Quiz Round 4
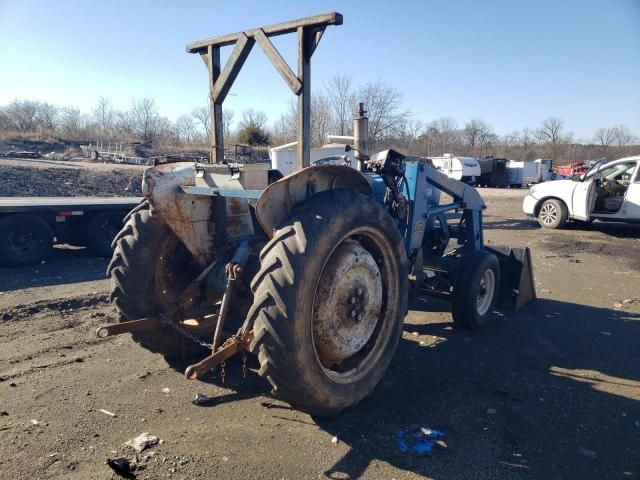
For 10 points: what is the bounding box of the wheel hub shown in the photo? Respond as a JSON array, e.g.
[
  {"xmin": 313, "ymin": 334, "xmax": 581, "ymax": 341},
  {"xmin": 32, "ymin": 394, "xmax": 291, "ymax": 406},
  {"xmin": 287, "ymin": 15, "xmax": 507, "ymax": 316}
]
[
  {"xmin": 476, "ymin": 268, "xmax": 496, "ymax": 315},
  {"xmin": 540, "ymin": 204, "xmax": 557, "ymax": 225},
  {"xmin": 313, "ymin": 240, "xmax": 383, "ymax": 363},
  {"xmin": 9, "ymin": 230, "xmax": 33, "ymax": 251}
]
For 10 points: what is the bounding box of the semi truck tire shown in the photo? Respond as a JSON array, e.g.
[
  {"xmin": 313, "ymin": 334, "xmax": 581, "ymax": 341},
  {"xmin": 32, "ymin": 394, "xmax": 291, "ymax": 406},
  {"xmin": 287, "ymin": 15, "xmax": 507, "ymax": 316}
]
[
  {"xmin": 451, "ymin": 250, "xmax": 500, "ymax": 329},
  {"xmin": 0, "ymin": 214, "xmax": 54, "ymax": 267},
  {"xmin": 86, "ymin": 211, "xmax": 122, "ymax": 257},
  {"xmin": 248, "ymin": 189, "xmax": 409, "ymax": 416}
]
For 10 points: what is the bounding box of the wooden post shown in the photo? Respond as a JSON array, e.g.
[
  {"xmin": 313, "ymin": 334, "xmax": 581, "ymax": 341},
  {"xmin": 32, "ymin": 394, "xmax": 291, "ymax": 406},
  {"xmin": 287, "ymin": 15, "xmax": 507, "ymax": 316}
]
[
  {"xmin": 297, "ymin": 27, "xmax": 311, "ymax": 170},
  {"xmin": 208, "ymin": 45, "xmax": 223, "ymax": 163}
]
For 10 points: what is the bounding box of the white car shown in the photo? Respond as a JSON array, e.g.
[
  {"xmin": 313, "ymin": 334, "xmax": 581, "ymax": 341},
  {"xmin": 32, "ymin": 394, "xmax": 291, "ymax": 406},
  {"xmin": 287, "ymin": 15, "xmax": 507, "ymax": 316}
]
[{"xmin": 523, "ymin": 155, "xmax": 640, "ymax": 228}]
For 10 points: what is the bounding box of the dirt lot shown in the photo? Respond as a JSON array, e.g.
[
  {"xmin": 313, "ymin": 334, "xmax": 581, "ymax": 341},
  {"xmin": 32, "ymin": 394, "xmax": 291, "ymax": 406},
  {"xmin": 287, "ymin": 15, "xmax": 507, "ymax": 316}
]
[
  {"xmin": 1, "ymin": 187, "xmax": 639, "ymax": 480},
  {"xmin": 0, "ymin": 158, "xmax": 144, "ymax": 197}
]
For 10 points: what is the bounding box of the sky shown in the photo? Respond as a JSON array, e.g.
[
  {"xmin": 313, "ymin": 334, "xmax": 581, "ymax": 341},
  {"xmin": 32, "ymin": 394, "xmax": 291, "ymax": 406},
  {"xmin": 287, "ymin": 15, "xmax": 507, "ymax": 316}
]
[{"xmin": 0, "ymin": 0, "xmax": 639, "ymax": 140}]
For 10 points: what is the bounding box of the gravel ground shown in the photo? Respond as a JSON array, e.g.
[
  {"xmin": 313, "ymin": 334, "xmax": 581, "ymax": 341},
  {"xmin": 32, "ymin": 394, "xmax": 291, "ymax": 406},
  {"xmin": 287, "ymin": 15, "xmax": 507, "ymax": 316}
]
[
  {"xmin": 0, "ymin": 187, "xmax": 639, "ymax": 479},
  {"xmin": 0, "ymin": 158, "xmax": 145, "ymax": 197}
]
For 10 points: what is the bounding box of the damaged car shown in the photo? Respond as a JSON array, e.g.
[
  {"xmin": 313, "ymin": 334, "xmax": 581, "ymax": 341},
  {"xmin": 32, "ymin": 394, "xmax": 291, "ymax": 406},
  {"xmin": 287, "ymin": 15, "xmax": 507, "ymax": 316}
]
[{"xmin": 523, "ymin": 155, "xmax": 640, "ymax": 228}]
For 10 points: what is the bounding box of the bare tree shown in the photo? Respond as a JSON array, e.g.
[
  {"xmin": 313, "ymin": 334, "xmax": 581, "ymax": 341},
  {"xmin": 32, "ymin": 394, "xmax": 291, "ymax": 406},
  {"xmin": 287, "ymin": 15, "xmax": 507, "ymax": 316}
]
[
  {"xmin": 517, "ymin": 127, "xmax": 534, "ymax": 160},
  {"xmin": 223, "ymin": 109, "xmax": 235, "ymax": 144},
  {"xmin": 592, "ymin": 127, "xmax": 617, "ymax": 155},
  {"xmin": 175, "ymin": 115, "xmax": 197, "ymax": 144},
  {"xmin": 324, "ymin": 74, "xmax": 356, "ymax": 136},
  {"xmin": 478, "ymin": 126, "xmax": 496, "ymax": 157},
  {"xmin": 93, "ymin": 97, "xmax": 114, "ymax": 138},
  {"xmin": 270, "ymin": 101, "xmax": 297, "ymax": 146},
  {"xmin": 34, "ymin": 102, "xmax": 59, "ymax": 132},
  {"xmin": 238, "ymin": 109, "xmax": 268, "ymax": 131},
  {"xmin": 129, "ymin": 98, "xmax": 159, "ymax": 141},
  {"xmin": 6, "ymin": 100, "xmax": 38, "ymax": 131},
  {"xmin": 612, "ymin": 124, "xmax": 637, "ymax": 152},
  {"xmin": 311, "ymin": 92, "xmax": 333, "ymax": 147},
  {"xmin": 426, "ymin": 117, "xmax": 459, "ymax": 155},
  {"xmin": 192, "ymin": 106, "xmax": 210, "ymax": 138},
  {"xmin": 536, "ymin": 117, "xmax": 565, "ymax": 166},
  {"xmin": 59, "ymin": 107, "xmax": 86, "ymax": 136},
  {"xmin": 389, "ymin": 118, "xmax": 424, "ymax": 155},
  {"xmin": 463, "ymin": 118, "xmax": 491, "ymax": 156},
  {"xmin": 0, "ymin": 107, "xmax": 10, "ymax": 130},
  {"xmin": 358, "ymin": 80, "xmax": 410, "ymax": 147}
]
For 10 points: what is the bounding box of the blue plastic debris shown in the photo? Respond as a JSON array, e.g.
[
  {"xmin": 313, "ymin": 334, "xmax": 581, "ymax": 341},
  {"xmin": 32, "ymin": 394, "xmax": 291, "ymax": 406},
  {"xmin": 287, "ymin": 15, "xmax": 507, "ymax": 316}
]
[{"xmin": 395, "ymin": 426, "xmax": 445, "ymax": 455}]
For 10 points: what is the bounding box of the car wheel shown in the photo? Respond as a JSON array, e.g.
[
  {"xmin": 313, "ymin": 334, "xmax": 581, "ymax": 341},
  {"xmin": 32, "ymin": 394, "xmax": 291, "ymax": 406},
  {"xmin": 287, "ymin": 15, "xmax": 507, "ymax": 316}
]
[{"xmin": 537, "ymin": 199, "xmax": 567, "ymax": 229}]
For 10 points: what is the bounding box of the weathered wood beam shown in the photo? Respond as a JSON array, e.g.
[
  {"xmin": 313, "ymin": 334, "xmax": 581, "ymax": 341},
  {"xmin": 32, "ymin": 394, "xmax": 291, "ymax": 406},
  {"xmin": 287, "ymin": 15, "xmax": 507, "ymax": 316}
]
[
  {"xmin": 199, "ymin": 51, "xmax": 209, "ymax": 68},
  {"xmin": 211, "ymin": 33, "xmax": 254, "ymax": 104},
  {"xmin": 208, "ymin": 45, "xmax": 224, "ymax": 164},
  {"xmin": 309, "ymin": 27, "xmax": 326, "ymax": 57},
  {"xmin": 254, "ymin": 29, "xmax": 302, "ymax": 95},
  {"xmin": 186, "ymin": 12, "xmax": 342, "ymax": 52},
  {"xmin": 296, "ymin": 26, "xmax": 312, "ymax": 170}
]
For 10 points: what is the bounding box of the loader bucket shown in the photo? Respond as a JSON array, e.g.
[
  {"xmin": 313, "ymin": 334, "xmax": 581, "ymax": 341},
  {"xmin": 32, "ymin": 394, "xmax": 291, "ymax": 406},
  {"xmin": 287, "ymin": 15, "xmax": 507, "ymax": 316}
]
[{"xmin": 486, "ymin": 246, "xmax": 536, "ymax": 310}]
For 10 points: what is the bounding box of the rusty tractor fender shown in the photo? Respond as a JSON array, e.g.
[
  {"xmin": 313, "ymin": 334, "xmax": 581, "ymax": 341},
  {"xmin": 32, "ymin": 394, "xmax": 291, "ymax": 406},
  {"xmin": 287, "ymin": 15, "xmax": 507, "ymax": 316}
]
[
  {"xmin": 255, "ymin": 165, "xmax": 372, "ymax": 236},
  {"xmin": 142, "ymin": 162, "xmax": 255, "ymax": 266}
]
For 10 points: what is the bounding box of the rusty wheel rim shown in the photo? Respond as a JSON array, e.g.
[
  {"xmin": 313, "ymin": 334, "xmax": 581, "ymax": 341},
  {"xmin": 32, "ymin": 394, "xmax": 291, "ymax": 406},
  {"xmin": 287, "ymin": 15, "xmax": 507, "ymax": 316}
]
[{"xmin": 311, "ymin": 227, "xmax": 399, "ymax": 382}]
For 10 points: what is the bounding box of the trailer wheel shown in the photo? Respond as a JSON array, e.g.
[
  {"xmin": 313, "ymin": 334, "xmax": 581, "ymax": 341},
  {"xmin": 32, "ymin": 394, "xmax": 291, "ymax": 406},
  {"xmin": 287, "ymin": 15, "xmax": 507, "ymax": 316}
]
[
  {"xmin": 107, "ymin": 201, "xmax": 215, "ymax": 360},
  {"xmin": 248, "ymin": 189, "xmax": 409, "ymax": 416},
  {"xmin": 0, "ymin": 214, "xmax": 54, "ymax": 267},
  {"xmin": 86, "ymin": 212, "xmax": 122, "ymax": 257},
  {"xmin": 537, "ymin": 198, "xmax": 567, "ymax": 229},
  {"xmin": 452, "ymin": 250, "xmax": 500, "ymax": 329}
]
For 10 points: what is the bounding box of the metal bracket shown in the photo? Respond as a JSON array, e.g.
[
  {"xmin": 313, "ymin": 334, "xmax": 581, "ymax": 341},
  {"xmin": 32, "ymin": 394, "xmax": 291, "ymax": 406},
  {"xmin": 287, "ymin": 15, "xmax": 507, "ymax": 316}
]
[
  {"xmin": 96, "ymin": 317, "xmax": 159, "ymax": 338},
  {"xmin": 184, "ymin": 330, "xmax": 254, "ymax": 380}
]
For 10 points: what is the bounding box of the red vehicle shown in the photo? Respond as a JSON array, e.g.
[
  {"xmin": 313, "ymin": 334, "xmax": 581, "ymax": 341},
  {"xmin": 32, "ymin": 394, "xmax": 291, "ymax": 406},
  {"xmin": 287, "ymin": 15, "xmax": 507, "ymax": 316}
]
[{"xmin": 554, "ymin": 161, "xmax": 589, "ymax": 177}]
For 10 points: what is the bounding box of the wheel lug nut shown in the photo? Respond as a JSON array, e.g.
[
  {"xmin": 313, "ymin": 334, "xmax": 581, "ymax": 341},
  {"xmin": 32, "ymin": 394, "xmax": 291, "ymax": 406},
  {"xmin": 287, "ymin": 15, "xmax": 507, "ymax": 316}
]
[
  {"xmin": 350, "ymin": 297, "xmax": 356, "ymax": 304},
  {"xmin": 358, "ymin": 288, "xmax": 362, "ymax": 295},
  {"xmin": 351, "ymin": 310, "xmax": 356, "ymax": 318},
  {"xmin": 357, "ymin": 313, "xmax": 363, "ymax": 321}
]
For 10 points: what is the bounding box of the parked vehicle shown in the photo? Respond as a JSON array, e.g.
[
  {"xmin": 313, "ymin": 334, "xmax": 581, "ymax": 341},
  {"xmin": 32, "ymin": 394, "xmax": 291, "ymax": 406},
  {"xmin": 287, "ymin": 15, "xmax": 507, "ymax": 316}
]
[
  {"xmin": 533, "ymin": 159, "xmax": 555, "ymax": 182},
  {"xmin": 523, "ymin": 156, "xmax": 640, "ymax": 228},
  {"xmin": 477, "ymin": 156, "xmax": 508, "ymax": 187},
  {"xmin": 95, "ymin": 13, "xmax": 536, "ymax": 418},
  {"xmin": 269, "ymin": 141, "xmax": 354, "ymax": 177},
  {"xmin": 0, "ymin": 197, "xmax": 142, "ymax": 266},
  {"xmin": 507, "ymin": 161, "xmax": 538, "ymax": 187},
  {"xmin": 554, "ymin": 161, "xmax": 589, "ymax": 177},
  {"xmin": 430, "ymin": 154, "xmax": 481, "ymax": 185}
]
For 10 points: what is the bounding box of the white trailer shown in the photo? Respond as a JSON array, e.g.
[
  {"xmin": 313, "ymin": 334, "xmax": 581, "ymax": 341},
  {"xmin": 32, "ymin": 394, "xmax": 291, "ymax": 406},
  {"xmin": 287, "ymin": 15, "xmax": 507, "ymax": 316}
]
[
  {"xmin": 269, "ymin": 142, "xmax": 355, "ymax": 177},
  {"xmin": 429, "ymin": 154, "xmax": 481, "ymax": 185},
  {"xmin": 534, "ymin": 159, "xmax": 554, "ymax": 182},
  {"xmin": 507, "ymin": 160, "xmax": 539, "ymax": 187}
]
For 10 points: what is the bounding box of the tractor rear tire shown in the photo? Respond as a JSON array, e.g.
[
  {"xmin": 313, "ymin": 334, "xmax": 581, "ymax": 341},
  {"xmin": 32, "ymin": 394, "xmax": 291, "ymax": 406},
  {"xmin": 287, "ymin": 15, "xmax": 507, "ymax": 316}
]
[
  {"xmin": 107, "ymin": 201, "xmax": 211, "ymax": 360},
  {"xmin": 452, "ymin": 250, "xmax": 500, "ymax": 329},
  {"xmin": 248, "ymin": 189, "xmax": 409, "ymax": 417}
]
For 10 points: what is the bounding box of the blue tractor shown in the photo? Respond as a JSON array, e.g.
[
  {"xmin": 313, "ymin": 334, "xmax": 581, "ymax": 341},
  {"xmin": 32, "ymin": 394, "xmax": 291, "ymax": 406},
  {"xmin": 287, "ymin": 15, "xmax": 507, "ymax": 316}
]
[{"xmin": 99, "ymin": 13, "xmax": 535, "ymax": 416}]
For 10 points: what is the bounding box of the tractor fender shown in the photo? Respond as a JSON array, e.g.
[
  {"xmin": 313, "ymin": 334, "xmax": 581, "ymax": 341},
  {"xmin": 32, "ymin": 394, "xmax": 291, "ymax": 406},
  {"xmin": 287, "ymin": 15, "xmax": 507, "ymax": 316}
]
[{"xmin": 255, "ymin": 165, "xmax": 372, "ymax": 236}]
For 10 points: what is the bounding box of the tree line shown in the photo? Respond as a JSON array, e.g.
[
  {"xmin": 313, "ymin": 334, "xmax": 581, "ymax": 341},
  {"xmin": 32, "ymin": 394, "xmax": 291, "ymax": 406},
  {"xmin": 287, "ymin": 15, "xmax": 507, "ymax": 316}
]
[{"xmin": 1, "ymin": 75, "xmax": 638, "ymax": 165}]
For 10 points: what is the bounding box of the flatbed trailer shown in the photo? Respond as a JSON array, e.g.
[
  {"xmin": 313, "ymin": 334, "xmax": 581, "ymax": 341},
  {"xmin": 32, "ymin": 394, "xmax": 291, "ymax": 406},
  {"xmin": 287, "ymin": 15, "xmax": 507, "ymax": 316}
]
[{"xmin": 0, "ymin": 196, "xmax": 142, "ymax": 266}]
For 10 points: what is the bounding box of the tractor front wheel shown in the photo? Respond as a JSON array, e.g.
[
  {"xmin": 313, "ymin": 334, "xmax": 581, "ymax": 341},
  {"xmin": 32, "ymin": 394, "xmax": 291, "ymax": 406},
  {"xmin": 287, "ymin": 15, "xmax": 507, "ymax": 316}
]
[
  {"xmin": 451, "ymin": 250, "xmax": 500, "ymax": 329},
  {"xmin": 248, "ymin": 189, "xmax": 409, "ymax": 416}
]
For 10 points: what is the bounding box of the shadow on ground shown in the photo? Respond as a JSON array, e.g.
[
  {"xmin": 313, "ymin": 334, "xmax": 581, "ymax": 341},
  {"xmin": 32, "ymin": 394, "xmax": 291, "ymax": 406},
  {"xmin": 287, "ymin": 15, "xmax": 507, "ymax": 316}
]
[
  {"xmin": 315, "ymin": 296, "xmax": 640, "ymax": 479},
  {"xmin": 176, "ymin": 294, "xmax": 640, "ymax": 479},
  {"xmin": 0, "ymin": 246, "xmax": 108, "ymax": 292}
]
